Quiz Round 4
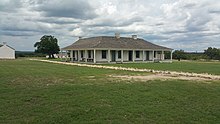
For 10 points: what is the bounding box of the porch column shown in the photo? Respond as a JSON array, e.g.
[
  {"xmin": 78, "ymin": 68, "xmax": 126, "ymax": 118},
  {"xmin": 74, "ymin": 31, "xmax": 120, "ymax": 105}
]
[
  {"xmin": 108, "ymin": 49, "xmax": 111, "ymax": 63},
  {"xmin": 70, "ymin": 50, "xmax": 73, "ymax": 62},
  {"xmin": 85, "ymin": 50, "xmax": 87, "ymax": 62},
  {"xmin": 152, "ymin": 50, "xmax": 155, "ymax": 62},
  {"xmin": 93, "ymin": 49, "xmax": 96, "ymax": 63},
  {"xmin": 78, "ymin": 50, "xmax": 80, "ymax": 62},
  {"xmin": 132, "ymin": 50, "xmax": 135, "ymax": 62},
  {"xmin": 64, "ymin": 50, "xmax": 67, "ymax": 61},
  {"xmin": 170, "ymin": 50, "xmax": 173, "ymax": 62},
  {"xmin": 60, "ymin": 50, "xmax": 63, "ymax": 61},
  {"xmin": 162, "ymin": 51, "xmax": 164, "ymax": 60},
  {"xmin": 121, "ymin": 50, "xmax": 123, "ymax": 63},
  {"xmin": 142, "ymin": 50, "xmax": 145, "ymax": 61}
]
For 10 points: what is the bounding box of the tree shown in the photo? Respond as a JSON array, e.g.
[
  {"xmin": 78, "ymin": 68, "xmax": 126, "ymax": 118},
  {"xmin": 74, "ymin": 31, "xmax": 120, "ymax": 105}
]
[
  {"xmin": 34, "ymin": 35, "xmax": 60, "ymax": 58},
  {"xmin": 172, "ymin": 50, "xmax": 186, "ymax": 61},
  {"xmin": 164, "ymin": 51, "xmax": 171, "ymax": 59},
  {"xmin": 204, "ymin": 47, "xmax": 220, "ymax": 60}
]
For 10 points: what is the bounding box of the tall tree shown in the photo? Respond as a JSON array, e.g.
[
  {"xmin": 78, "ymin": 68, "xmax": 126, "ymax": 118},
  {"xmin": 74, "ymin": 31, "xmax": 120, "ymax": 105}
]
[
  {"xmin": 204, "ymin": 47, "xmax": 220, "ymax": 60},
  {"xmin": 34, "ymin": 35, "xmax": 60, "ymax": 58}
]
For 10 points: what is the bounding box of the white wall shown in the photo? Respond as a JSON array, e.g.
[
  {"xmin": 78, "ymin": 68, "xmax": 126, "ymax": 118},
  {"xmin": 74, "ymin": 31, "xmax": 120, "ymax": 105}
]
[
  {"xmin": 79, "ymin": 50, "xmax": 84, "ymax": 61},
  {"xmin": 115, "ymin": 50, "xmax": 120, "ymax": 61},
  {"xmin": 0, "ymin": 45, "xmax": 15, "ymax": 59},
  {"xmin": 95, "ymin": 50, "xmax": 150, "ymax": 62},
  {"xmin": 134, "ymin": 50, "xmax": 143, "ymax": 61},
  {"xmin": 149, "ymin": 51, "xmax": 153, "ymax": 60},
  {"xmin": 69, "ymin": 49, "xmax": 165, "ymax": 62},
  {"xmin": 123, "ymin": 51, "xmax": 129, "ymax": 61},
  {"xmin": 96, "ymin": 50, "xmax": 130, "ymax": 62},
  {"xmin": 154, "ymin": 51, "xmax": 164, "ymax": 60},
  {"xmin": 95, "ymin": 50, "xmax": 108, "ymax": 62},
  {"xmin": 116, "ymin": 50, "xmax": 130, "ymax": 61}
]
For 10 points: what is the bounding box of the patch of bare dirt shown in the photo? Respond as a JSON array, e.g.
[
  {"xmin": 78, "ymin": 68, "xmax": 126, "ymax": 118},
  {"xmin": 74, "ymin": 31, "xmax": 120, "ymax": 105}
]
[{"xmin": 110, "ymin": 74, "xmax": 215, "ymax": 83}]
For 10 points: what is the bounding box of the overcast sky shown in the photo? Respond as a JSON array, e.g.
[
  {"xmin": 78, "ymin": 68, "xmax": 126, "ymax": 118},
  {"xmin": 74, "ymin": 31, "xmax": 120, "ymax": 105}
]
[{"xmin": 0, "ymin": 0, "xmax": 220, "ymax": 51}]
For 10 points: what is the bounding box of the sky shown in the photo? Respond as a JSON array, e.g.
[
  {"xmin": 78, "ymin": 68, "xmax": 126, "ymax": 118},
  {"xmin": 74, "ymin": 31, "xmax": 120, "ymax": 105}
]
[{"xmin": 0, "ymin": 0, "xmax": 220, "ymax": 52}]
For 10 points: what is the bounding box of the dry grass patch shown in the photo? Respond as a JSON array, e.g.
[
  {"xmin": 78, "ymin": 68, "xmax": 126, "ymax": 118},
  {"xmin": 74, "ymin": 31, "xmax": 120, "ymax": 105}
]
[{"xmin": 110, "ymin": 74, "xmax": 216, "ymax": 83}]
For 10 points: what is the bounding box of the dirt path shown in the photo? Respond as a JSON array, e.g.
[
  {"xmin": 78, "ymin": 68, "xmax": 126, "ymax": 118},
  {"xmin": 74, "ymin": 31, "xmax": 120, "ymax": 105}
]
[{"xmin": 30, "ymin": 59, "xmax": 220, "ymax": 81}]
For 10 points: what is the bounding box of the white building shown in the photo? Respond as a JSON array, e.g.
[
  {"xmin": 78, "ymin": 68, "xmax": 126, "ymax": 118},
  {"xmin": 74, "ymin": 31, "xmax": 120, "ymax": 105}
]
[
  {"xmin": 0, "ymin": 42, "xmax": 15, "ymax": 59},
  {"xmin": 62, "ymin": 34, "xmax": 173, "ymax": 63}
]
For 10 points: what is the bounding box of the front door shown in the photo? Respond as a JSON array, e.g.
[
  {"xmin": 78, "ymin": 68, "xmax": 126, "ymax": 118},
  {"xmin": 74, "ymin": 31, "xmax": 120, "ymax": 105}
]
[
  {"xmin": 111, "ymin": 50, "xmax": 116, "ymax": 62},
  {"xmin": 146, "ymin": 51, "xmax": 149, "ymax": 60},
  {"xmin": 129, "ymin": 51, "xmax": 133, "ymax": 61}
]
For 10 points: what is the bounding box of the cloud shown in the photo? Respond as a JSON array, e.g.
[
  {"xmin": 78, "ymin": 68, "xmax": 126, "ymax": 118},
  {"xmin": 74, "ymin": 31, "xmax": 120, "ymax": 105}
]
[
  {"xmin": 35, "ymin": 17, "xmax": 81, "ymax": 25},
  {"xmin": 0, "ymin": 0, "xmax": 220, "ymax": 51},
  {"xmin": 33, "ymin": 0, "xmax": 97, "ymax": 19},
  {"xmin": 70, "ymin": 28, "xmax": 84, "ymax": 37},
  {"xmin": 0, "ymin": 15, "xmax": 54, "ymax": 37},
  {"xmin": 1, "ymin": 30, "xmax": 39, "ymax": 37},
  {"xmin": 83, "ymin": 16, "xmax": 144, "ymax": 27},
  {"xmin": 0, "ymin": 0, "xmax": 22, "ymax": 12},
  {"xmin": 209, "ymin": 10, "xmax": 220, "ymax": 14}
]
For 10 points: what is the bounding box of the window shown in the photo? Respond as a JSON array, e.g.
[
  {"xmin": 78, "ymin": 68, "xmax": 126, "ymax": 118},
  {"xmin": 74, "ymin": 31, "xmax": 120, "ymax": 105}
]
[
  {"xmin": 118, "ymin": 51, "xmax": 121, "ymax": 59},
  {"xmin": 154, "ymin": 51, "xmax": 156, "ymax": 58},
  {"xmin": 88, "ymin": 50, "xmax": 91, "ymax": 58},
  {"xmin": 136, "ymin": 51, "xmax": 140, "ymax": 58},
  {"xmin": 102, "ymin": 50, "xmax": 107, "ymax": 59},
  {"xmin": 81, "ymin": 51, "xmax": 84, "ymax": 58}
]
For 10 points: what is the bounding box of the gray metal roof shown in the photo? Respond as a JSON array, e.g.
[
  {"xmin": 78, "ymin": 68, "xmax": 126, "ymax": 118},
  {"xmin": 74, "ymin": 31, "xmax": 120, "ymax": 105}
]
[
  {"xmin": 62, "ymin": 36, "xmax": 172, "ymax": 51},
  {"xmin": 0, "ymin": 44, "xmax": 15, "ymax": 50}
]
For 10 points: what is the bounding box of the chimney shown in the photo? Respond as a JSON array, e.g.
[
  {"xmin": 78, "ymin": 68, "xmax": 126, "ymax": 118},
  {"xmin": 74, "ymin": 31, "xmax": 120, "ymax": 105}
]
[
  {"xmin": 132, "ymin": 35, "xmax": 137, "ymax": 40},
  {"xmin": 79, "ymin": 36, "xmax": 82, "ymax": 40},
  {"xmin": 115, "ymin": 33, "xmax": 120, "ymax": 39}
]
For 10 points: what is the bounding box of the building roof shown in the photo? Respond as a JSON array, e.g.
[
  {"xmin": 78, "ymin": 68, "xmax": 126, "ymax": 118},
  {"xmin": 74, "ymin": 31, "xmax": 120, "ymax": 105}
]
[
  {"xmin": 0, "ymin": 44, "xmax": 15, "ymax": 50},
  {"xmin": 62, "ymin": 36, "xmax": 172, "ymax": 51}
]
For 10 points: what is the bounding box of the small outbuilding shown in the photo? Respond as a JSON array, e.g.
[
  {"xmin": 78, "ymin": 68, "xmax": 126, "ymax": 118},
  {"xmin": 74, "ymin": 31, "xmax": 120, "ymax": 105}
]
[{"xmin": 0, "ymin": 42, "xmax": 15, "ymax": 59}]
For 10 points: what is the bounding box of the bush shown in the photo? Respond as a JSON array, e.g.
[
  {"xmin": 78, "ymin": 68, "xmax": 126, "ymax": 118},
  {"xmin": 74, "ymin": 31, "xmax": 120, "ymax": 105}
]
[{"xmin": 15, "ymin": 51, "xmax": 46, "ymax": 58}]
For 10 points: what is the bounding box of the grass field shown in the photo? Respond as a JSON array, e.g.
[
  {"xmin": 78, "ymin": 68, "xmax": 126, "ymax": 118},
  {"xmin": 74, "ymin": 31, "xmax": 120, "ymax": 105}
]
[
  {"xmin": 102, "ymin": 61, "xmax": 220, "ymax": 75},
  {"xmin": 0, "ymin": 59, "xmax": 220, "ymax": 123}
]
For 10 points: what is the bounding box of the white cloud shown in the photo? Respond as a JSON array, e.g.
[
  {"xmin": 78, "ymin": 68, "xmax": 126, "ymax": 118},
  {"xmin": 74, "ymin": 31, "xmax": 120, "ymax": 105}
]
[
  {"xmin": 95, "ymin": 2, "xmax": 117, "ymax": 15},
  {"xmin": 70, "ymin": 28, "xmax": 84, "ymax": 37}
]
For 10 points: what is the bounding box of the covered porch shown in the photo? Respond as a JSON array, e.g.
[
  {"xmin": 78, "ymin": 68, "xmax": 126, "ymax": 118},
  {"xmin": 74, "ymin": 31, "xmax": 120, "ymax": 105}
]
[{"xmin": 61, "ymin": 49, "xmax": 172, "ymax": 63}]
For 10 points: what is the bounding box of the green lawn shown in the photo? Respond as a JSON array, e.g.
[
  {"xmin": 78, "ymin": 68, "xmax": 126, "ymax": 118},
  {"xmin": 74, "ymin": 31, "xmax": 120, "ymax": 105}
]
[
  {"xmin": 102, "ymin": 61, "xmax": 220, "ymax": 75},
  {"xmin": 0, "ymin": 59, "xmax": 220, "ymax": 123}
]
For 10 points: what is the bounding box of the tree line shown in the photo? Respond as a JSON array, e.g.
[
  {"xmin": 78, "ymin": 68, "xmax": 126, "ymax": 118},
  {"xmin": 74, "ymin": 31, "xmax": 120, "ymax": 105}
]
[
  {"xmin": 204, "ymin": 47, "xmax": 220, "ymax": 60},
  {"xmin": 173, "ymin": 47, "xmax": 220, "ymax": 61}
]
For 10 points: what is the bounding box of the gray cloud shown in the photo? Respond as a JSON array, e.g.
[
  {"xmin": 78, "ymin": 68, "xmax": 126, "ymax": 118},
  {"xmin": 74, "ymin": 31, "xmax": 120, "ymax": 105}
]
[
  {"xmin": 0, "ymin": 0, "xmax": 22, "ymax": 12},
  {"xmin": 0, "ymin": 18, "xmax": 54, "ymax": 37},
  {"xmin": 1, "ymin": 30, "xmax": 39, "ymax": 37},
  {"xmin": 183, "ymin": 3, "xmax": 197, "ymax": 8},
  {"xmin": 84, "ymin": 16, "xmax": 144, "ymax": 27},
  {"xmin": 163, "ymin": 30, "xmax": 187, "ymax": 35},
  {"xmin": 209, "ymin": 10, "xmax": 220, "ymax": 14},
  {"xmin": 143, "ymin": 34, "xmax": 169, "ymax": 41},
  {"xmin": 33, "ymin": 0, "xmax": 97, "ymax": 19}
]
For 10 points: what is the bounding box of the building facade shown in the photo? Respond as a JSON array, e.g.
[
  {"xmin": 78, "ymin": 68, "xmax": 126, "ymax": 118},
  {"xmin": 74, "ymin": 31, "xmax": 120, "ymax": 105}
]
[
  {"xmin": 62, "ymin": 34, "xmax": 172, "ymax": 63},
  {"xmin": 0, "ymin": 42, "xmax": 15, "ymax": 59}
]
